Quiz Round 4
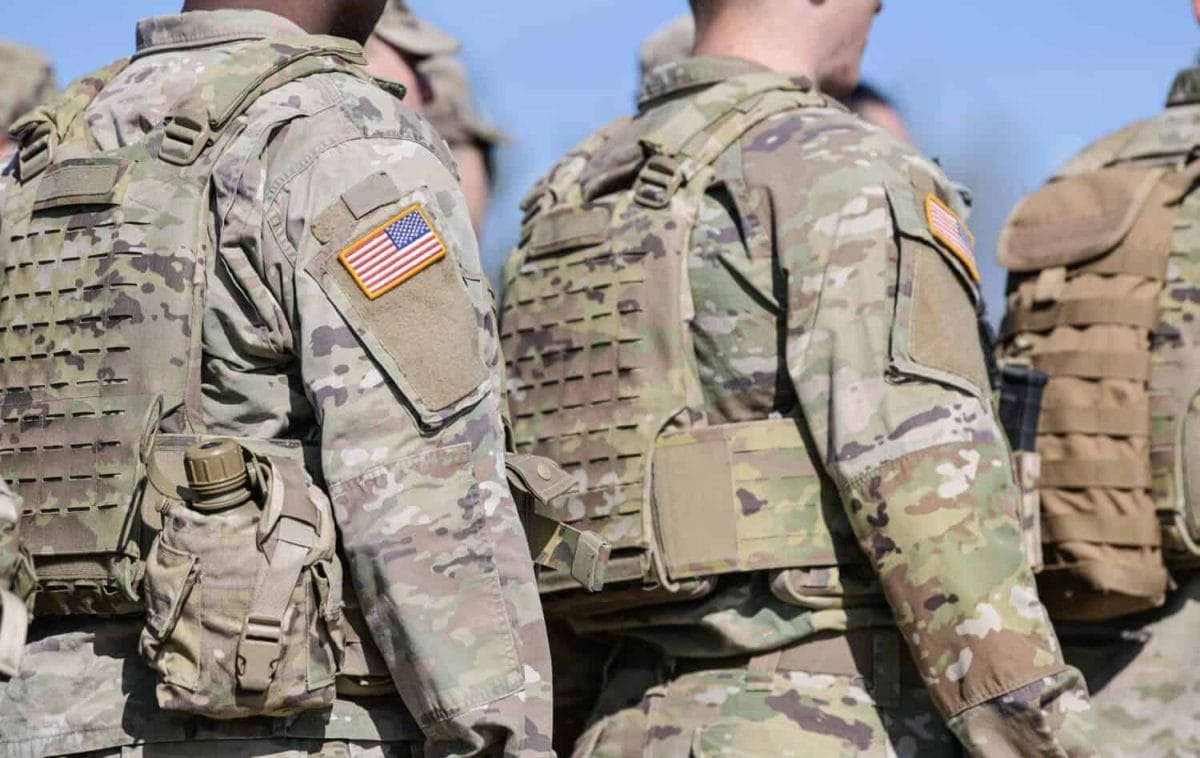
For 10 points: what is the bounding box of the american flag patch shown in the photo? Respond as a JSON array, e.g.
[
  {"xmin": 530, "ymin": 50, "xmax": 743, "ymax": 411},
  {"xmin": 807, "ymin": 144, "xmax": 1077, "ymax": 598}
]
[
  {"xmin": 339, "ymin": 205, "xmax": 447, "ymax": 300},
  {"xmin": 925, "ymin": 194, "xmax": 979, "ymax": 282}
]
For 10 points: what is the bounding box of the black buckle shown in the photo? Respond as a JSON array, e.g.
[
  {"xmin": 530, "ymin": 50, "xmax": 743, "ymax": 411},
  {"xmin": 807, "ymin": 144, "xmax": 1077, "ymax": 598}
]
[{"xmin": 633, "ymin": 154, "xmax": 684, "ymax": 209}]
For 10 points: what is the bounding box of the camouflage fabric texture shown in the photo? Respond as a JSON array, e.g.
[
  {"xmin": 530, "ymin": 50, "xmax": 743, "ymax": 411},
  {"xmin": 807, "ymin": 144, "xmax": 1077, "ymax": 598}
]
[
  {"xmin": 1005, "ymin": 65, "xmax": 1200, "ymax": 758},
  {"xmin": 506, "ymin": 56, "xmax": 1093, "ymax": 756},
  {"xmin": 0, "ymin": 10, "xmax": 550, "ymax": 757}
]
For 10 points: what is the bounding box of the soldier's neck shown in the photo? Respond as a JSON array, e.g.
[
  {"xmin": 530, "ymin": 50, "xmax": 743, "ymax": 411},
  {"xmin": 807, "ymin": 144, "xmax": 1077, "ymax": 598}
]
[
  {"xmin": 181, "ymin": 0, "xmax": 337, "ymax": 37},
  {"xmin": 692, "ymin": 26, "xmax": 819, "ymax": 83}
]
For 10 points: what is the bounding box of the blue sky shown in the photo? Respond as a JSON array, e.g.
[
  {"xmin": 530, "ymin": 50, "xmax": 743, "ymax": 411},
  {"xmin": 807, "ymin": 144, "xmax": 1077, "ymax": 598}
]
[{"xmin": 8, "ymin": 2, "xmax": 1198, "ymax": 321}]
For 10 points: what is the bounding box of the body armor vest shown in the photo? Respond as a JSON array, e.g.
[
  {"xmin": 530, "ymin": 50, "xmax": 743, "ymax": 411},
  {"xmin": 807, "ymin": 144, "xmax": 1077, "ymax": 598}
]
[
  {"xmin": 502, "ymin": 74, "xmax": 867, "ymax": 613},
  {"xmin": 997, "ymin": 88, "xmax": 1200, "ymax": 621},
  {"xmin": 0, "ymin": 37, "xmax": 369, "ymax": 617}
]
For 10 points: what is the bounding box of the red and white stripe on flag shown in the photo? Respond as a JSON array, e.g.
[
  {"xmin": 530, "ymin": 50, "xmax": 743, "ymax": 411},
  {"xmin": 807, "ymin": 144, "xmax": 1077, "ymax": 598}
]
[
  {"xmin": 924, "ymin": 194, "xmax": 980, "ymax": 283},
  {"xmin": 339, "ymin": 204, "xmax": 448, "ymax": 300}
]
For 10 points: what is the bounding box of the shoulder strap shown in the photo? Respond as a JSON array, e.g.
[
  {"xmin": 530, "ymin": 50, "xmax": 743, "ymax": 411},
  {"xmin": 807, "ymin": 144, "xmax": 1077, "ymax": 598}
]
[
  {"xmin": 10, "ymin": 57, "xmax": 130, "ymax": 180},
  {"xmin": 159, "ymin": 35, "xmax": 369, "ymax": 166},
  {"xmin": 633, "ymin": 72, "xmax": 839, "ymax": 208},
  {"xmin": 520, "ymin": 115, "xmax": 633, "ymax": 219}
]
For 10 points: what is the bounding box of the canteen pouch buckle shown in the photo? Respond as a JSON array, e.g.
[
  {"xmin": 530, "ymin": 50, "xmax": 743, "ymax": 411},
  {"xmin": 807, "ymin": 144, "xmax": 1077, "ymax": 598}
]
[{"xmin": 238, "ymin": 613, "xmax": 284, "ymax": 692}]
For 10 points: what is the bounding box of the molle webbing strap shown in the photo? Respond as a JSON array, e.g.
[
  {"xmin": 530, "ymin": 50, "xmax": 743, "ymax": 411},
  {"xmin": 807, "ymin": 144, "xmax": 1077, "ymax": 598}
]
[
  {"xmin": 238, "ymin": 462, "xmax": 318, "ymax": 692},
  {"xmin": 1043, "ymin": 513, "xmax": 1162, "ymax": 547},
  {"xmin": 160, "ymin": 35, "xmax": 367, "ymax": 165},
  {"xmin": 1033, "ymin": 351, "xmax": 1151, "ymax": 382},
  {"xmin": 1038, "ymin": 404, "xmax": 1152, "ymax": 437},
  {"xmin": 1000, "ymin": 299, "xmax": 1160, "ymax": 338},
  {"xmin": 634, "ymin": 74, "xmax": 837, "ymax": 208},
  {"xmin": 11, "ymin": 58, "xmax": 131, "ymax": 179},
  {"xmin": 1040, "ymin": 459, "xmax": 1152, "ymax": 490}
]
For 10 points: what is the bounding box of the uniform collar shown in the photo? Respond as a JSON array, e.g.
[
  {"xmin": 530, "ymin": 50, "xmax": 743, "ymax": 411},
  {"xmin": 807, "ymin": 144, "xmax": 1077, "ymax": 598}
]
[
  {"xmin": 1167, "ymin": 66, "xmax": 1200, "ymax": 107},
  {"xmin": 135, "ymin": 10, "xmax": 307, "ymax": 57},
  {"xmin": 639, "ymin": 56, "xmax": 791, "ymax": 110}
]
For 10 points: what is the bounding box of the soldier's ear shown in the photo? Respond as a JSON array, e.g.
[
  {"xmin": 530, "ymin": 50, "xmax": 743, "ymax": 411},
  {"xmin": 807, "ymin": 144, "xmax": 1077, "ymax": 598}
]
[{"xmin": 1194, "ymin": 0, "xmax": 1200, "ymax": 25}]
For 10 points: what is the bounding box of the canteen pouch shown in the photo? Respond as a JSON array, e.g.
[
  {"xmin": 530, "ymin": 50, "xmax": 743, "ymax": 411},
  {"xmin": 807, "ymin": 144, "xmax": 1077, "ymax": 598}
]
[
  {"xmin": 998, "ymin": 164, "xmax": 1180, "ymax": 620},
  {"xmin": 138, "ymin": 436, "xmax": 343, "ymax": 719}
]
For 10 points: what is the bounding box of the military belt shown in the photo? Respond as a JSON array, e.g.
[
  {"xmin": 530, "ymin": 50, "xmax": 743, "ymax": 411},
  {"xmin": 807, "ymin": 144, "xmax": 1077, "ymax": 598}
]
[{"xmin": 671, "ymin": 629, "xmax": 924, "ymax": 704}]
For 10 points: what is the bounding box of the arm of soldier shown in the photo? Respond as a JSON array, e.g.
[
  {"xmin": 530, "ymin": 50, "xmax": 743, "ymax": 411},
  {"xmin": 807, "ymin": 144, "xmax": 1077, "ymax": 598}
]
[
  {"xmin": 264, "ymin": 135, "xmax": 552, "ymax": 756},
  {"xmin": 776, "ymin": 175, "xmax": 1092, "ymax": 753}
]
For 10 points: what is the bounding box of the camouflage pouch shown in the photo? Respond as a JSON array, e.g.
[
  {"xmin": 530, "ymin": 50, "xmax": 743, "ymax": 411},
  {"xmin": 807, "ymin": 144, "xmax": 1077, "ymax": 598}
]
[{"xmin": 138, "ymin": 436, "xmax": 343, "ymax": 719}]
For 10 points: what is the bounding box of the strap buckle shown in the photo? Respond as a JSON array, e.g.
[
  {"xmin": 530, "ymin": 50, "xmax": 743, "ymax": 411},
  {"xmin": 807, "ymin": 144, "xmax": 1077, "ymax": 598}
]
[
  {"xmin": 17, "ymin": 122, "xmax": 53, "ymax": 181},
  {"xmin": 571, "ymin": 530, "xmax": 610, "ymax": 593},
  {"xmin": 237, "ymin": 613, "xmax": 283, "ymax": 692},
  {"xmin": 159, "ymin": 111, "xmax": 211, "ymax": 166},
  {"xmin": 633, "ymin": 154, "xmax": 684, "ymax": 209}
]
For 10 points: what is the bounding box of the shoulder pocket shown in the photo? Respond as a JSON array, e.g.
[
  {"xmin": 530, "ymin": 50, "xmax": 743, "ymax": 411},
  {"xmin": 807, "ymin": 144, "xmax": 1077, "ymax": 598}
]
[
  {"xmin": 886, "ymin": 183, "xmax": 990, "ymax": 397},
  {"xmin": 306, "ymin": 182, "xmax": 490, "ymax": 429}
]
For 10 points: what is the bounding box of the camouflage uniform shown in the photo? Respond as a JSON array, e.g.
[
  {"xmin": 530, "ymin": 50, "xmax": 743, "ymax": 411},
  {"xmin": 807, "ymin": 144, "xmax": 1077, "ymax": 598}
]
[
  {"xmin": 1017, "ymin": 66, "xmax": 1200, "ymax": 758},
  {"xmin": 504, "ymin": 57, "xmax": 1094, "ymax": 756},
  {"xmin": 0, "ymin": 10, "xmax": 551, "ymax": 757}
]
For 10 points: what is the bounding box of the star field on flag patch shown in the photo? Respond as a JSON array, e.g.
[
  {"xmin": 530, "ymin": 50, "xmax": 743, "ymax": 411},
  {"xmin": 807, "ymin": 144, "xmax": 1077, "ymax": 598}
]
[
  {"xmin": 339, "ymin": 204, "xmax": 447, "ymax": 300},
  {"xmin": 924, "ymin": 193, "xmax": 980, "ymax": 283}
]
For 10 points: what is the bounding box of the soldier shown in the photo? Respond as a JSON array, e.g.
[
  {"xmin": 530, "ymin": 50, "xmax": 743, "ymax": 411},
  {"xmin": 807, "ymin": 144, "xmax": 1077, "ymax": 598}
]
[
  {"xmin": 0, "ymin": 42, "xmax": 57, "ymax": 173},
  {"xmin": 503, "ymin": 0, "xmax": 1094, "ymax": 755},
  {"xmin": 995, "ymin": 2, "xmax": 1200, "ymax": 755},
  {"xmin": 0, "ymin": 1, "xmax": 552, "ymax": 756},
  {"xmin": 367, "ymin": 1, "xmax": 508, "ymax": 234}
]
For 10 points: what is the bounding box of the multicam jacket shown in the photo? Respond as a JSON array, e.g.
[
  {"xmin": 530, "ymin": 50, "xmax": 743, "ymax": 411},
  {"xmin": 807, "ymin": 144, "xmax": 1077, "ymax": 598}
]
[
  {"xmin": 523, "ymin": 56, "xmax": 1094, "ymax": 755},
  {"xmin": 0, "ymin": 10, "xmax": 550, "ymax": 757}
]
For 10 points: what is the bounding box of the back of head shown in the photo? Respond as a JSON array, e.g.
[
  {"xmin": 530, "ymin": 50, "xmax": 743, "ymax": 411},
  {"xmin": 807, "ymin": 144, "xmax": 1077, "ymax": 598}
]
[{"xmin": 0, "ymin": 42, "xmax": 57, "ymax": 133}]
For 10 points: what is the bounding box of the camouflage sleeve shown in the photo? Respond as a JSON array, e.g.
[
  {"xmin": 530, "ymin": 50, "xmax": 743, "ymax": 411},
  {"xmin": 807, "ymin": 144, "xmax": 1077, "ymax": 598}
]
[
  {"xmin": 259, "ymin": 131, "xmax": 551, "ymax": 756},
  {"xmin": 748, "ymin": 119, "xmax": 1094, "ymax": 755}
]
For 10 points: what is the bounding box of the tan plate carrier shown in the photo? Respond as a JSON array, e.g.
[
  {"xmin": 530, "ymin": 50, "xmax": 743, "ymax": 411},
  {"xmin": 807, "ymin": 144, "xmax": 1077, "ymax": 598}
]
[
  {"xmin": 998, "ymin": 121, "xmax": 1200, "ymax": 620},
  {"xmin": 503, "ymin": 74, "xmax": 868, "ymax": 614}
]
